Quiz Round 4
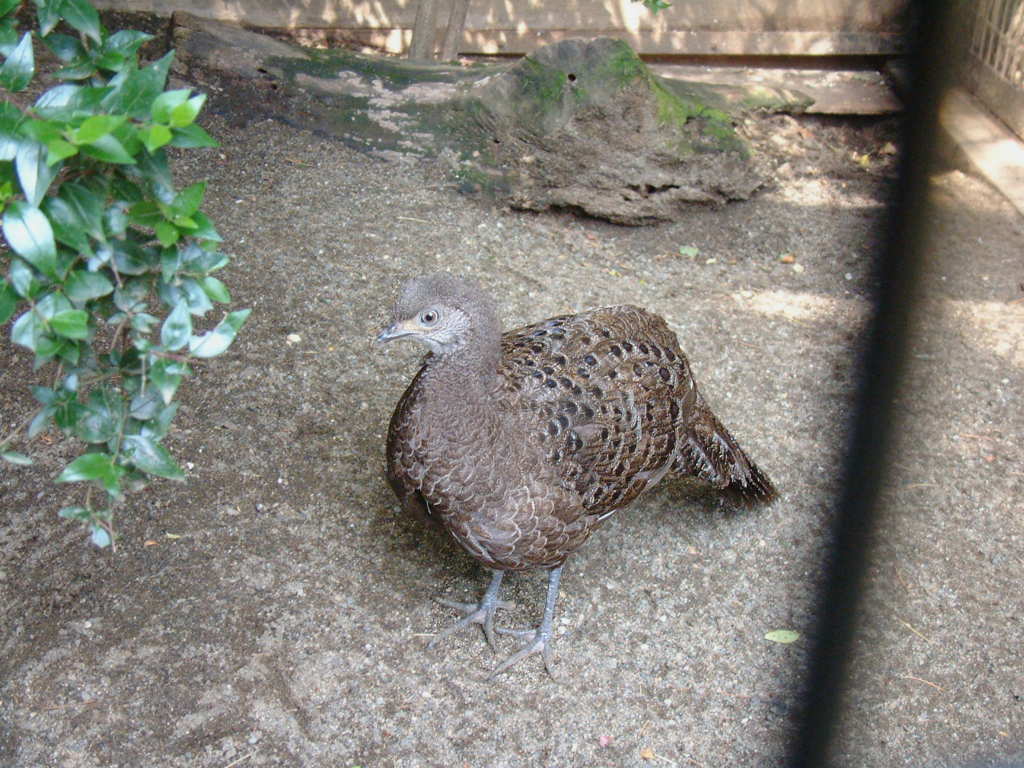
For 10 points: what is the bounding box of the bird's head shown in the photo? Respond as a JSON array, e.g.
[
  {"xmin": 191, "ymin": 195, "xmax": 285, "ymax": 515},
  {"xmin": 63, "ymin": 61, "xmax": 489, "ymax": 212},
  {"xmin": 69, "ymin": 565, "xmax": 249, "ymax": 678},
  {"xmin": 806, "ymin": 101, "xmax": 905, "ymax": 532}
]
[{"xmin": 376, "ymin": 273, "xmax": 501, "ymax": 359}]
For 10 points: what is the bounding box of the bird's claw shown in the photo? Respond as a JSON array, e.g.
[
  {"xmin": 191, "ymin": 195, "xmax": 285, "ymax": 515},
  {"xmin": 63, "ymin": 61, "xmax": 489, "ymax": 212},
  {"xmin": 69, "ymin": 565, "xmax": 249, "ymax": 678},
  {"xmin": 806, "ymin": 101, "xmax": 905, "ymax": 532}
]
[
  {"xmin": 488, "ymin": 626, "xmax": 557, "ymax": 680},
  {"xmin": 427, "ymin": 595, "xmax": 513, "ymax": 651}
]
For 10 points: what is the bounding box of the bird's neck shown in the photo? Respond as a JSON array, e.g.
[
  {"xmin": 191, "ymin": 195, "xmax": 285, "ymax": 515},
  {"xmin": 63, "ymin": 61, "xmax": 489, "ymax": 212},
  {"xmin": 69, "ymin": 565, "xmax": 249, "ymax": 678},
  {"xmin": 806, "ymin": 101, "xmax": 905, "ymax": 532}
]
[{"xmin": 419, "ymin": 335, "xmax": 503, "ymax": 410}]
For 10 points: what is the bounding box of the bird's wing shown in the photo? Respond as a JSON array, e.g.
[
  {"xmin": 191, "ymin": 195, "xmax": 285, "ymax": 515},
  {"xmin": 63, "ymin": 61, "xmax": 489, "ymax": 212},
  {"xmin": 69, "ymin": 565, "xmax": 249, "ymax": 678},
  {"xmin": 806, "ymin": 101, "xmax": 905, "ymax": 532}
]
[{"xmin": 499, "ymin": 306, "xmax": 696, "ymax": 515}]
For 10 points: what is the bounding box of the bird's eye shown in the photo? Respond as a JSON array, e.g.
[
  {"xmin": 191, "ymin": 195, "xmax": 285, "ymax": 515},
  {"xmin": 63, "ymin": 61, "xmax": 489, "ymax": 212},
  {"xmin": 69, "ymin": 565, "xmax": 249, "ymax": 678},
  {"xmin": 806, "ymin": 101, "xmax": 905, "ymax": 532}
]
[{"xmin": 419, "ymin": 310, "xmax": 440, "ymax": 326}]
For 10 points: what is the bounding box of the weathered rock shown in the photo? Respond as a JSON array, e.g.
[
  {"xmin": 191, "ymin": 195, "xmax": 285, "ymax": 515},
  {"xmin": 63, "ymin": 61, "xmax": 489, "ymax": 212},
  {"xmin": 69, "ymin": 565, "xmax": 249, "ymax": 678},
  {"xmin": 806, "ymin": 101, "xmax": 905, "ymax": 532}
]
[
  {"xmin": 459, "ymin": 38, "xmax": 765, "ymax": 224},
  {"xmin": 169, "ymin": 14, "xmax": 810, "ymax": 225}
]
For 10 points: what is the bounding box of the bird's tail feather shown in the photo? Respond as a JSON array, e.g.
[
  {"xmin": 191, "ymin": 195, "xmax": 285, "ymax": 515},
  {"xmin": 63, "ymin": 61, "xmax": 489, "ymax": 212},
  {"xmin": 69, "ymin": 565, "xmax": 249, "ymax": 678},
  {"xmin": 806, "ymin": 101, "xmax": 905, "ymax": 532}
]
[{"xmin": 677, "ymin": 414, "xmax": 777, "ymax": 507}]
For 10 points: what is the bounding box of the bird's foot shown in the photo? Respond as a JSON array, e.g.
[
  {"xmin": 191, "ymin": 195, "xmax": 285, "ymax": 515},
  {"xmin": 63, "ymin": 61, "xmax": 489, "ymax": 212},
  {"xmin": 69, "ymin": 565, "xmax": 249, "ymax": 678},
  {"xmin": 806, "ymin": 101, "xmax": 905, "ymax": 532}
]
[
  {"xmin": 426, "ymin": 570, "xmax": 512, "ymax": 652},
  {"xmin": 491, "ymin": 624, "xmax": 557, "ymax": 680},
  {"xmin": 428, "ymin": 595, "xmax": 514, "ymax": 651}
]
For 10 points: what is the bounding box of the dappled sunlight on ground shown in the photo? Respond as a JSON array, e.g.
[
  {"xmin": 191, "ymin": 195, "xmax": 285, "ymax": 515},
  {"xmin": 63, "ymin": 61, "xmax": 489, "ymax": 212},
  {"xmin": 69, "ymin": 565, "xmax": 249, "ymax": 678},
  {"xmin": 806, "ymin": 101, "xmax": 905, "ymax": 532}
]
[{"xmin": 948, "ymin": 299, "xmax": 1024, "ymax": 370}]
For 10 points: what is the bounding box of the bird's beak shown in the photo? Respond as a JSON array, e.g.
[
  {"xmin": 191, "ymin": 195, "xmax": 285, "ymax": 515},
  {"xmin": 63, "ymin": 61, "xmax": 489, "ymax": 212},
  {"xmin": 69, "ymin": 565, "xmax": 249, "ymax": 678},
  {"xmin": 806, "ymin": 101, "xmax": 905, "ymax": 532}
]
[{"xmin": 375, "ymin": 320, "xmax": 418, "ymax": 345}]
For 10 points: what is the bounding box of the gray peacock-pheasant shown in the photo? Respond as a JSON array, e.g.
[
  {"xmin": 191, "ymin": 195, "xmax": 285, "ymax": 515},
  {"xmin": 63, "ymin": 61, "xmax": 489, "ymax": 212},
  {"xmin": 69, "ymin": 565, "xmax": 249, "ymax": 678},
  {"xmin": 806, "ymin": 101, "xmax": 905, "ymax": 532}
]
[{"xmin": 378, "ymin": 273, "xmax": 776, "ymax": 678}]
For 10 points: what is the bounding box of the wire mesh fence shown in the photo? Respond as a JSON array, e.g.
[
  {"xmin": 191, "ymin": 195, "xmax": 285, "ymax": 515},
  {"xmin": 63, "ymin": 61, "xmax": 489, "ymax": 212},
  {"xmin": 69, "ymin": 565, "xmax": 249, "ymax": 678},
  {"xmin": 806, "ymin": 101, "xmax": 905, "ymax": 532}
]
[{"xmin": 966, "ymin": 0, "xmax": 1024, "ymax": 136}]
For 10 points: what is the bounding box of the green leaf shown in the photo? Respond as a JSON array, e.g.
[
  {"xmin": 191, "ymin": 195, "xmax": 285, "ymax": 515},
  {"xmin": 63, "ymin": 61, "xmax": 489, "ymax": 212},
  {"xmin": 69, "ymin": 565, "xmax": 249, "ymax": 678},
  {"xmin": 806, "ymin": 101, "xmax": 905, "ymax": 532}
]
[
  {"xmin": 33, "ymin": 384, "xmax": 58, "ymax": 404},
  {"xmin": 93, "ymin": 49, "xmax": 125, "ymax": 72},
  {"xmin": 149, "ymin": 357, "xmax": 184, "ymax": 404},
  {"xmin": 103, "ymin": 30, "xmax": 152, "ymax": 59},
  {"xmin": 28, "ymin": 404, "xmax": 56, "ymax": 437},
  {"xmin": 56, "ymin": 341, "xmax": 80, "ymax": 367},
  {"xmin": 46, "ymin": 138, "xmax": 78, "ymax": 164},
  {"xmin": 0, "ymin": 26, "xmax": 17, "ymax": 59},
  {"xmin": 50, "ymin": 309, "xmax": 89, "ymax": 339},
  {"xmin": 65, "ymin": 269, "xmax": 113, "ymax": 301},
  {"xmin": 56, "ymin": 452, "xmax": 122, "ymax": 491},
  {"xmin": 0, "ymin": 0, "xmax": 21, "ymax": 19},
  {"xmin": 110, "ymin": 121, "xmax": 142, "ymax": 157},
  {"xmin": 43, "ymin": 199, "xmax": 93, "ymax": 256},
  {"xmin": 140, "ymin": 399, "xmax": 178, "ymax": 440},
  {"xmin": 169, "ymin": 94, "xmax": 205, "ymax": 128},
  {"xmin": 73, "ymin": 114, "xmax": 126, "ymax": 145},
  {"xmin": 73, "ymin": 388, "xmax": 123, "ymax": 443},
  {"xmin": 90, "ymin": 525, "xmax": 111, "ymax": 547},
  {"xmin": 150, "ymin": 88, "xmax": 191, "ymax": 123},
  {"xmin": 129, "ymin": 311, "xmax": 157, "ymax": 334},
  {"xmin": 79, "ymin": 133, "xmax": 134, "ymax": 164},
  {"xmin": 200, "ymin": 275, "xmax": 230, "ymax": 303},
  {"xmin": 43, "ymin": 33, "xmax": 85, "ymax": 63},
  {"xmin": 0, "ymin": 33, "xmax": 34, "ymax": 92},
  {"xmin": 36, "ymin": 3, "xmax": 60, "ymax": 37},
  {"xmin": 102, "ymin": 51, "xmax": 173, "ymax": 119},
  {"xmin": 190, "ymin": 212, "xmax": 221, "ymax": 243},
  {"xmin": 127, "ymin": 200, "xmax": 161, "ymax": 228},
  {"xmin": 11, "ymin": 307, "xmax": 46, "ymax": 351},
  {"xmin": 169, "ymin": 122, "xmax": 218, "ymax": 149},
  {"xmin": 15, "ymin": 141, "xmax": 59, "ymax": 206},
  {"xmin": 189, "ymin": 308, "xmax": 250, "ymax": 358},
  {"xmin": 111, "ymin": 238, "xmax": 157, "ymax": 275},
  {"xmin": 140, "ymin": 122, "xmax": 172, "ymax": 153},
  {"xmin": 34, "ymin": 332, "xmax": 66, "ymax": 361},
  {"xmin": 132, "ymin": 148, "xmax": 175, "ymax": 203},
  {"xmin": 764, "ymin": 629, "xmax": 800, "ymax": 644},
  {"xmin": 110, "ymin": 175, "xmax": 143, "ymax": 205},
  {"xmin": 60, "ymin": 0, "xmax": 103, "ymax": 45},
  {"xmin": 52, "ymin": 181, "xmax": 105, "ymax": 242},
  {"xmin": 0, "ymin": 278, "xmax": 16, "ymax": 322},
  {"xmin": 123, "ymin": 434, "xmax": 184, "ymax": 479},
  {"xmin": 0, "ymin": 135, "xmax": 21, "ymax": 167},
  {"xmin": 1, "ymin": 450, "xmax": 33, "ymax": 466},
  {"xmin": 154, "ymin": 219, "xmax": 178, "ymax": 247},
  {"xmin": 128, "ymin": 388, "xmax": 163, "ymax": 420},
  {"xmin": 160, "ymin": 299, "xmax": 191, "ymax": 350},
  {"xmin": 173, "ymin": 181, "xmax": 205, "ymax": 217},
  {"xmin": 54, "ymin": 60, "xmax": 97, "ymax": 81},
  {"xmin": 104, "ymin": 203, "xmax": 128, "ymax": 238},
  {"xmin": 3, "ymin": 201, "xmax": 57, "ymax": 278},
  {"xmin": 18, "ymin": 119, "xmax": 61, "ymax": 148},
  {"xmin": 8, "ymin": 257, "xmax": 40, "ymax": 298},
  {"xmin": 35, "ymin": 291, "xmax": 72, "ymax": 320},
  {"xmin": 679, "ymin": 245, "xmax": 700, "ymax": 257},
  {"xmin": 0, "ymin": 129, "xmax": 23, "ymax": 161},
  {"xmin": 181, "ymin": 277, "xmax": 212, "ymax": 314},
  {"xmin": 58, "ymin": 505, "xmax": 90, "ymax": 520},
  {"xmin": 33, "ymin": 83, "xmax": 111, "ymax": 120}
]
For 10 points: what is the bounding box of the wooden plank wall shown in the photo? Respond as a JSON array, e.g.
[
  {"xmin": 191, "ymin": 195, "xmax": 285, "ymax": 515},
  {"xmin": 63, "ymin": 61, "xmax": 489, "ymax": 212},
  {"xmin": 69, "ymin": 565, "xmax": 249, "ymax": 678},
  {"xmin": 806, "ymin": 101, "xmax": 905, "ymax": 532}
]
[{"xmin": 96, "ymin": 0, "xmax": 909, "ymax": 56}]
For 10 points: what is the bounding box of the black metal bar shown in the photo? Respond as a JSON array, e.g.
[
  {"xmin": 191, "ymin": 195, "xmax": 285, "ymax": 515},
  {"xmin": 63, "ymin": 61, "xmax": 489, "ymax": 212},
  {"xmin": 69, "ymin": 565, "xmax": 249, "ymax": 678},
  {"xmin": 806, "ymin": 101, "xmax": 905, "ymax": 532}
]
[{"xmin": 786, "ymin": 2, "xmax": 962, "ymax": 765}]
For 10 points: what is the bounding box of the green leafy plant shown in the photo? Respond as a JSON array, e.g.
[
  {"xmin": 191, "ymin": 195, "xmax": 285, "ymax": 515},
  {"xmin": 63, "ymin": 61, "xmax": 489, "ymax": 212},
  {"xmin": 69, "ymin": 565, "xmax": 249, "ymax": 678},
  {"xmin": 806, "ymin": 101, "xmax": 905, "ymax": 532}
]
[{"xmin": 0, "ymin": 0, "xmax": 248, "ymax": 548}]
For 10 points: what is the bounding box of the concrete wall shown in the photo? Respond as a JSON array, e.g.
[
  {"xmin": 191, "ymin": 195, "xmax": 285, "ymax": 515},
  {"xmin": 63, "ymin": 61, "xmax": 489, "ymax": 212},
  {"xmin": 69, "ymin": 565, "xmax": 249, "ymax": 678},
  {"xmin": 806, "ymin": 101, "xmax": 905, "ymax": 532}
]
[{"xmin": 97, "ymin": 0, "xmax": 909, "ymax": 56}]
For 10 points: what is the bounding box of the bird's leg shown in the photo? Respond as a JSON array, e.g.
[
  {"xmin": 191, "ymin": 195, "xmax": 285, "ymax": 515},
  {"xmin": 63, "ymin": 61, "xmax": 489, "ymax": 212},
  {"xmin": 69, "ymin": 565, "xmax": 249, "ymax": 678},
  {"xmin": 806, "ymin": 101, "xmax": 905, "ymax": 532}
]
[
  {"xmin": 428, "ymin": 569, "xmax": 513, "ymax": 652},
  {"xmin": 490, "ymin": 565, "xmax": 563, "ymax": 680}
]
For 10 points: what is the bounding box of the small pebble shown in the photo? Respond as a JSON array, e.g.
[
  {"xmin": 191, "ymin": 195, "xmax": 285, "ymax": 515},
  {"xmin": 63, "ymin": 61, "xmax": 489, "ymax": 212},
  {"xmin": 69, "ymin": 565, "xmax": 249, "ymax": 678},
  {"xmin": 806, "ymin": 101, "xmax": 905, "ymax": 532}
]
[{"xmin": 286, "ymin": 333, "xmax": 301, "ymax": 344}]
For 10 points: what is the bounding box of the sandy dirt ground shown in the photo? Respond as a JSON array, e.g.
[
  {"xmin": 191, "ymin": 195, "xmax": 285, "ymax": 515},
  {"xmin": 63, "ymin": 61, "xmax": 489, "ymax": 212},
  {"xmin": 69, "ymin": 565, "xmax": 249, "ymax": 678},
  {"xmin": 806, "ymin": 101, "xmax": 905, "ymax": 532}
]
[{"xmin": 1, "ymin": 50, "xmax": 1023, "ymax": 768}]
